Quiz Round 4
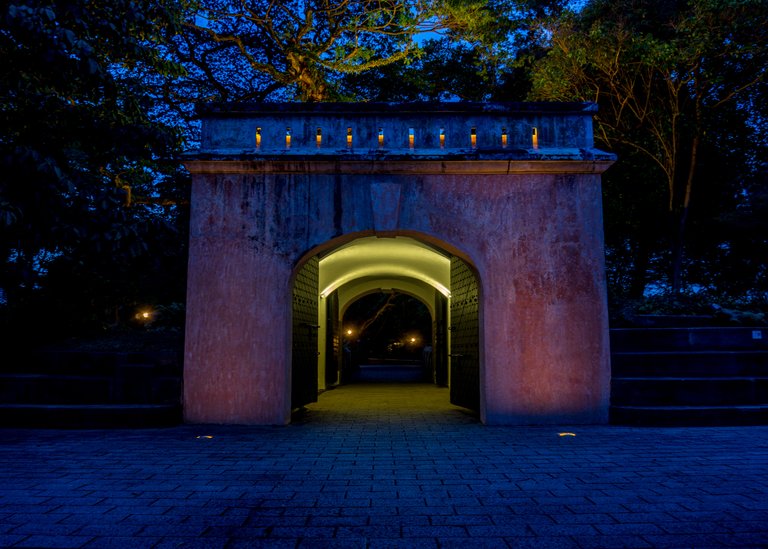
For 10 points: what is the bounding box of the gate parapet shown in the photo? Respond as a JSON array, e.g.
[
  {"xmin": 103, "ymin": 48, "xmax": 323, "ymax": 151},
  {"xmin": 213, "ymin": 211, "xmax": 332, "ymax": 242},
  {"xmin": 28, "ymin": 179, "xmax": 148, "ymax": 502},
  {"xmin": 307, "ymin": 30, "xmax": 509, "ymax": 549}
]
[{"xmin": 196, "ymin": 102, "xmax": 615, "ymax": 163}]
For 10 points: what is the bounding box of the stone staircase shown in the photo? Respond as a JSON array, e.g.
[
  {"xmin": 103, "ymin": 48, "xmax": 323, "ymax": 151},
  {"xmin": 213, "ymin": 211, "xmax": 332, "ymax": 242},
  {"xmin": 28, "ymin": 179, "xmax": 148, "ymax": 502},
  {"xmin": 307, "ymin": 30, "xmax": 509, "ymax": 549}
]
[
  {"xmin": 610, "ymin": 327, "xmax": 768, "ymax": 425},
  {"xmin": 0, "ymin": 350, "xmax": 182, "ymax": 428}
]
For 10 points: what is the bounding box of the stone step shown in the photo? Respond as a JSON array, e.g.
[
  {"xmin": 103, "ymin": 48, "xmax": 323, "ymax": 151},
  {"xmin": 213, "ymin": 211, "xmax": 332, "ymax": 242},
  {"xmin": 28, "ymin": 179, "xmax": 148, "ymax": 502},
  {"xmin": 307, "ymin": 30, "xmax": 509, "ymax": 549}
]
[
  {"xmin": 610, "ymin": 327, "xmax": 767, "ymax": 352},
  {"xmin": 611, "ymin": 377, "xmax": 768, "ymax": 407},
  {"xmin": 0, "ymin": 403, "xmax": 182, "ymax": 428},
  {"xmin": 0, "ymin": 351, "xmax": 181, "ymax": 376},
  {"xmin": 0, "ymin": 373, "xmax": 181, "ymax": 405},
  {"xmin": 610, "ymin": 404, "xmax": 768, "ymax": 426},
  {"xmin": 611, "ymin": 350, "xmax": 768, "ymax": 377}
]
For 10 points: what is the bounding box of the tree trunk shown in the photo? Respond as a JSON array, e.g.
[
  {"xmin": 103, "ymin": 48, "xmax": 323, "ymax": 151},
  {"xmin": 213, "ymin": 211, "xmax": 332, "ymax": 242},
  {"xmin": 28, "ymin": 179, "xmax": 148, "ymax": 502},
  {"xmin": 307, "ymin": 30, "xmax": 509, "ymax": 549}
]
[
  {"xmin": 670, "ymin": 131, "xmax": 700, "ymax": 293},
  {"xmin": 629, "ymin": 236, "xmax": 651, "ymax": 299},
  {"xmin": 287, "ymin": 52, "xmax": 329, "ymax": 101}
]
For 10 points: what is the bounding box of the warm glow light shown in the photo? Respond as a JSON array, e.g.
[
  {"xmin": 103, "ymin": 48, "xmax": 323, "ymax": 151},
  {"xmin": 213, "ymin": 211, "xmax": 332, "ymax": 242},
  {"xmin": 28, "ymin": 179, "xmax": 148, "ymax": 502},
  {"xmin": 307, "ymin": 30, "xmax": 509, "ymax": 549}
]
[
  {"xmin": 196, "ymin": 435, "xmax": 214, "ymax": 439},
  {"xmin": 470, "ymin": 127, "xmax": 477, "ymax": 148},
  {"xmin": 136, "ymin": 309, "xmax": 153, "ymax": 322},
  {"xmin": 408, "ymin": 128, "xmax": 414, "ymax": 149},
  {"xmin": 501, "ymin": 127, "xmax": 508, "ymax": 147},
  {"xmin": 558, "ymin": 432, "xmax": 576, "ymax": 437},
  {"xmin": 317, "ymin": 236, "xmax": 453, "ymax": 299},
  {"xmin": 255, "ymin": 127, "xmax": 261, "ymax": 148},
  {"xmin": 410, "ymin": 337, "xmax": 416, "ymax": 343},
  {"xmin": 532, "ymin": 127, "xmax": 538, "ymax": 149},
  {"xmin": 316, "ymin": 127, "xmax": 322, "ymax": 147},
  {"xmin": 347, "ymin": 127, "xmax": 353, "ymax": 147},
  {"xmin": 285, "ymin": 127, "xmax": 291, "ymax": 148},
  {"xmin": 439, "ymin": 128, "xmax": 445, "ymax": 148},
  {"xmin": 321, "ymin": 273, "xmax": 450, "ymax": 299},
  {"xmin": 378, "ymin": 128, "xmax": 384, "ymax": 148},
  {"xmin": 346, "ymin": 329, "xmax": 353, "ymax": 336}
]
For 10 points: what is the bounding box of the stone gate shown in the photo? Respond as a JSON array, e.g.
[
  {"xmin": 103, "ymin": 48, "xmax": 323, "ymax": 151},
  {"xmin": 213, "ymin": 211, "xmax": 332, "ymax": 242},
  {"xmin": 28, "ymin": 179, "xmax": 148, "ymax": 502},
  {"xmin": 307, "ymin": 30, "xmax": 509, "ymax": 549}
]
[{"xmin": 183, "ymin": 102, "xmax": 615, "ymax": 425}]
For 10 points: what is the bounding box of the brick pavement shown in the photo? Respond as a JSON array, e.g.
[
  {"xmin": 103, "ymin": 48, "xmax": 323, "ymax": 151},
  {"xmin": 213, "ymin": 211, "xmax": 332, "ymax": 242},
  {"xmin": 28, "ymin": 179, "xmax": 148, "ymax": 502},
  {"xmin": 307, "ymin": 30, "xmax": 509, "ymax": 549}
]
[{"xmin": 1, "ymin": 380, "xmax": 768, "ymax": 548}]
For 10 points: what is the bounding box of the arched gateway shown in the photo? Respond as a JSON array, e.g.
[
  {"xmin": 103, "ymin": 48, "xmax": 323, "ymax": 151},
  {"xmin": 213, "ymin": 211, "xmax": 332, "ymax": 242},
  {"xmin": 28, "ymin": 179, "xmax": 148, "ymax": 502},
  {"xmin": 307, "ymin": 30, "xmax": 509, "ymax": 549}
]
[{"xmin": 182, "ymin": 102, "xmax": 615, "ymax": 425}]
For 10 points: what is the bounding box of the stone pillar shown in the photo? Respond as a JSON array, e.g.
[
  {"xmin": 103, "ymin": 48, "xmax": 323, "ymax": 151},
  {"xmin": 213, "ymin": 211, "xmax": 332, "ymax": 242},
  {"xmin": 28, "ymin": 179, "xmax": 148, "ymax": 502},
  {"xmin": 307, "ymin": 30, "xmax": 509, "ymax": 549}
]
[
  {"xmin": 183, "ymin": 175, "xmax": 292, "ymax": 424},
  {"xmin": 477, "ymin": 174, "xmax": 611, "ymax": 424}
]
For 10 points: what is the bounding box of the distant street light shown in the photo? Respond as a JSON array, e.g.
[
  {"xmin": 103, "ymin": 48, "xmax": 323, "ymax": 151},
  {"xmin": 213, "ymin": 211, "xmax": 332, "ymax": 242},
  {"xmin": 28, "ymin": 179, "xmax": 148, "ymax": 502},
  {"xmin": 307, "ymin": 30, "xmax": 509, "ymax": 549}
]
[{"xmin": 136, "ymin": 308, "xmax": 155, "ymax": 324}]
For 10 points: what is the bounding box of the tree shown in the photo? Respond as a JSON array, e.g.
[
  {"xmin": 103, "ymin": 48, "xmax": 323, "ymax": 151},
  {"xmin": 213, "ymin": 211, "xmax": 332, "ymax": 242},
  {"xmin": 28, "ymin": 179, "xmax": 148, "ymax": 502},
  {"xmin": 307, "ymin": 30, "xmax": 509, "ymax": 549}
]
[
  {"xmin": 336, "ymin": 0, "xmax": 565, "ymax": 102},
  {"xmin": 0, "ymin": 1, "xmax": 190, "ymax": 340},
  {"xmin": 170, "ymin": 0, "xmax": 567, "ymax": 104},
  {"xmin": 171, "ymin": 0, "xmax": 447, "ymax": 102},
  {"xmin": 529, "ymin": 0, "xmax": 768, "ymax": 294}
]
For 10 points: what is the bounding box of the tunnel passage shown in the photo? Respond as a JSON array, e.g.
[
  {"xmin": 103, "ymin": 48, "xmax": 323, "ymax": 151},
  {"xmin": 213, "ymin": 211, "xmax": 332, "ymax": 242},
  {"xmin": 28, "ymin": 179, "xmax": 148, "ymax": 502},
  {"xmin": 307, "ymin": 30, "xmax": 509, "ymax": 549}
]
[{"xmin": 290, "ymin": 236, "xmax": 480, "ymax": 417}]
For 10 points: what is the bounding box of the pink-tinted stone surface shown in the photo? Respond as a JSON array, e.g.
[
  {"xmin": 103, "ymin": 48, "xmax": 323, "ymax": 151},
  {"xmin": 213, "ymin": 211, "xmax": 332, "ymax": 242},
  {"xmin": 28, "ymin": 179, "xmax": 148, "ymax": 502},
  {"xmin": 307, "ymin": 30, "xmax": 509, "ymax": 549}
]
[
  {"xmin": 184, "ymin": 168, "xmax": 610, "ymax": 425},
  {"xmin": 184, "ymin": 102, "xmax": 613, "ymax": 425}
]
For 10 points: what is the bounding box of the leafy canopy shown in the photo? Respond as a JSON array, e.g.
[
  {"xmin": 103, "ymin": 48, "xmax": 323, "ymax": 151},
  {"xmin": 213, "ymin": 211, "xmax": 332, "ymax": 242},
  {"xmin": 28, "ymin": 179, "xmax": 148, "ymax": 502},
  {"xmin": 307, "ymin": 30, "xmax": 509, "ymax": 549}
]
[{"xmin": 0, "ymin": 0, "xmax": 190, "ymax": 338}]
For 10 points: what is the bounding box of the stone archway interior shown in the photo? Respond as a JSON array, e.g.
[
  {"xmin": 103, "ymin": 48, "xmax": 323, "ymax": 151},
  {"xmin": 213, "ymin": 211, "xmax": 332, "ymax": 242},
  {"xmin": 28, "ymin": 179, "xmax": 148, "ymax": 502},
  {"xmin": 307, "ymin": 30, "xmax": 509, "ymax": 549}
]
[{"xmin": 292, "ymin": 236, "xmax": 476, "ymax": 411}]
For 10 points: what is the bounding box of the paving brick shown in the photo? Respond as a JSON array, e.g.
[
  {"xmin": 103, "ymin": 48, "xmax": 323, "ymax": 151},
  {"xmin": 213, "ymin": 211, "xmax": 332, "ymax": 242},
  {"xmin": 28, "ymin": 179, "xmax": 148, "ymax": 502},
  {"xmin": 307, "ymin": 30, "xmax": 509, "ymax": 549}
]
[
  {"xmin": 594, "ymin": 522, "xmax": 665, "ymax": 535},
  {"xmin": 402, "ymin": 525, "xmax": 467, "ymax": 537},
  {"xmin": 228, "ymin": 540, "xmax": 296, "ymax": 548},
  {"xmin": 648, "ymin": 534, "xmax": 728, "ymax": 548},
  {"xmin": 0, "ymin": 384, "xmax": 767, "ymax": 548},
  {"xmin": 83, "ymin": 536, "xmax": 159, "ymax": 548},
  {"xmin": 270, "ymin": 526, "xmax": 336, "ymax": 538},
  {"xmin": 153, "ymin": 537, "xmax": 228, "ymax": 548},
  {"xmin": 575, "ymin": 535, "xmax": 654, "ymax": 548},
  {"xmin": 466, "ymin": 524, "xmax": 530, "ymax": 537},
  {"xmin": 368, "ymin": 538, "xmax": 438, "ymax": 549},
  {"xmin": 438, "ymin": 538, "xmax": 510, "ymax": 548},
  {"xmin": 429, "ymin": 514, "xmax": 493, "ymax": 526},
  {"xmin": 501, "ymin": 536, "xmax": 578, "ymax": 548},
  {"xmin": 73, "ymin": 524, "xmax": 143, "ymax": 537},
  {"xmin": 0, "ymin": 535, "xmax": 27, "ymax": 547},
  {"xmin": 137, "ymin": 524, "xmax": 209, "ymax": 537},
  {"xmin": 13, "ymin": 534, "xmax": 94, "ymax": 548},
  {"xmin": 9, "ymin": 521, "xmax": 82, "ymax": 536},
  {"xmin": 528, "ymin": 523, "xmax": 599, "ymax": 536},
  {"xmin": 710, "ymin": 532, "xmax": 768, "ymax": 546},
  {"xmin": 297, "ymin": 540, "xmax": 366, "ymax": 549},
  {"xmin": 549, "ymin": 513, "xmax": 616, "ymax": 525}
]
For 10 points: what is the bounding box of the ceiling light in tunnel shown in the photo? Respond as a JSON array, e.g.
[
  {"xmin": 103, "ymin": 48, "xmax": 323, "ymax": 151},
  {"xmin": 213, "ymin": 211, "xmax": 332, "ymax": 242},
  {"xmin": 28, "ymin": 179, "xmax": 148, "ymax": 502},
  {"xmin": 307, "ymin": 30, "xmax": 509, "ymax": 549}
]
[
  {"xmin": 316, "ymin": 236, "xmax": 453, "ymax": 299},
  {"xmin": 320, "ymin": 276, "xmax": 451, "ymax": 299}
]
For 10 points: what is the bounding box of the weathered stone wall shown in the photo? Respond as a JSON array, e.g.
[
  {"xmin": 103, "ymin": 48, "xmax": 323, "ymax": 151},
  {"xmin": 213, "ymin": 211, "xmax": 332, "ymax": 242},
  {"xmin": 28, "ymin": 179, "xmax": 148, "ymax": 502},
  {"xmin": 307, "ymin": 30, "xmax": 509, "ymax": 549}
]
[{"xmin": 184, "ymin": 102, "xmax": 614, "ymax": 425}]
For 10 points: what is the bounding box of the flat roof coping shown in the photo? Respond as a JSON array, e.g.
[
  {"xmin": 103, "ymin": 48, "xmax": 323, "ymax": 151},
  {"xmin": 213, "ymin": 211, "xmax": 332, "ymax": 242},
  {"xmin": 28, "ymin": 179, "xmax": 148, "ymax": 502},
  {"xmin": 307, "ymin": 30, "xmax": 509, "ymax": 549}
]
[{"xmin": 196, "ymin": 101, "xmax": 598, "ymax": 117}]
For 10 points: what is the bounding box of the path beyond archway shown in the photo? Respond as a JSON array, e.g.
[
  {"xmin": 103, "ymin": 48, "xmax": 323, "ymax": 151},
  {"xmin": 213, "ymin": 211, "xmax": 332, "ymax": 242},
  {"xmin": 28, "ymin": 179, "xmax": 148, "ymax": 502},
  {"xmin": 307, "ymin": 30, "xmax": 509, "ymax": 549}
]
[
  {"xmin": 292, "ymin": 234, "xmax": 478, "ymax": 418},
  {"xmin": 295, "ymin": 383, "xmax": 477, "ymax": 426}
]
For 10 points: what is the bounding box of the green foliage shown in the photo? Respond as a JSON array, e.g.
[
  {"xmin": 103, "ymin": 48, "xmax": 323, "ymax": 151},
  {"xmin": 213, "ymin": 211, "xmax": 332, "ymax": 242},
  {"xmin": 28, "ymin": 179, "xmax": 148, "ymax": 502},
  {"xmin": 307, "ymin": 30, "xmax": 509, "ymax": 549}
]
[
  {"xmin": 338, "ymin": 0, "xmax": 565, "ymax": 101},
  {"xmin": 2, "ymin": 0, "xmax": 766, "ymax": 345},
  {"xmin": 610, "ymin": 290, "xmax": 768, "ymax": 327},
  {"xmin": 173, "ymin": 0, "xmax": 443, "ymax": 102},
  {"xmin": 0, "ymin": 1, "xmax": 191, "ymax": 344},
  {"xmin": 530, "ymin": 0, "xmax": 768, "ymax": 299}
]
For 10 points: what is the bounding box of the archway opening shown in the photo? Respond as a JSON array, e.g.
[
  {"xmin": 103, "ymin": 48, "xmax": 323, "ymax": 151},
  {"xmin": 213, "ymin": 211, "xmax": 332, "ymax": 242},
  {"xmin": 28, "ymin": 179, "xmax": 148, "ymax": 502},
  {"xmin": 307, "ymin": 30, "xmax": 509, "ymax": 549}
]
[
  {"xmin": 291, "ymin": 234, "xmax": 480, "ymax": 421},
  {"xmin": 342, "ymin": 291, "xmax": 433, "ymax": 384}
]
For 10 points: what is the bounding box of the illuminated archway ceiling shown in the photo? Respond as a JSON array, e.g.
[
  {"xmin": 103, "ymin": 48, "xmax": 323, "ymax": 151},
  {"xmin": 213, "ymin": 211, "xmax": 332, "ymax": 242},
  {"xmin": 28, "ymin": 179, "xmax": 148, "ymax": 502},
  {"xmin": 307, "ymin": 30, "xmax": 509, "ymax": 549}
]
[{"xmin": 318, "ymin": 236, "xmax": 451, "ymax": 298}]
